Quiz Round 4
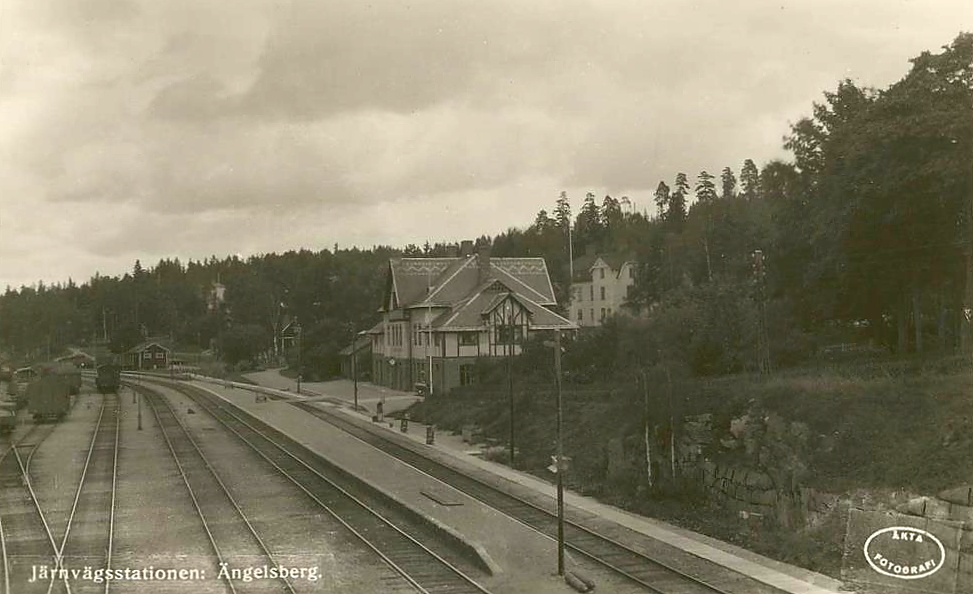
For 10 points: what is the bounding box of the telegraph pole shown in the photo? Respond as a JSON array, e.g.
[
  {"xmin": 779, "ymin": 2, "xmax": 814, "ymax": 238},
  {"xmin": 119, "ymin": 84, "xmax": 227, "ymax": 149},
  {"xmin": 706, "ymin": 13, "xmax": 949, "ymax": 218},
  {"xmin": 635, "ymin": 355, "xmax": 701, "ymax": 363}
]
[
  {"xmin": 753, "ymin": 250, "xmax": 771, "ymax": 374},
  {"xmin": 507, "ymin": 306, "xmax": 515, "ymax": 465},
  {"xmin": 553, "ymin": 329, "xmax": 565, "ymax": 575},
  {"xmin": 640, "ymin": 370, "xmax": 653, "ymax": 488},
  {"xmin": 295, "ymin": 321, "xmax": 302, "ymax": 395},
  {"xmin": 353, "ymin": 324, "xmax": 359, "ymax": 411}
]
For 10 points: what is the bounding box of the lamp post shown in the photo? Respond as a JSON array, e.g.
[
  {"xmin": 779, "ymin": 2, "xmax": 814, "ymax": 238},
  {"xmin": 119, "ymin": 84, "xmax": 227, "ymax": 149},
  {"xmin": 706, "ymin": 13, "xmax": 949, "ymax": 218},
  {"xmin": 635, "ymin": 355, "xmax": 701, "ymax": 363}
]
[
  {"xmin": 295, "ymin": 321, "xmax": 302, "ymax": 395},
  {"xmin": 551, "ymin": 330, "xmax": 565, "ymax": 575},
  {"xmin": 506, "ymin": 302, "xmax": 515, "ymax": 465},
  {"xmin": 352, "ymin": 324, "xmax": 359, "ymax": 411}
]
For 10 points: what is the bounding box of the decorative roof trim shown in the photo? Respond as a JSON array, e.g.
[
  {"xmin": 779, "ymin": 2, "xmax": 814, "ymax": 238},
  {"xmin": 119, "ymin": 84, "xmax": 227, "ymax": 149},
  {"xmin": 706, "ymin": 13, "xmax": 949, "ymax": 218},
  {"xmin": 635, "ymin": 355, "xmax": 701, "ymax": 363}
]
[
  {"xmin": 492, "ymin": 264, "xmax": 553, "ymax": 304},
  {"xmin": 419, "ymin": 255, "xmax": 476, "ymax": 304}
]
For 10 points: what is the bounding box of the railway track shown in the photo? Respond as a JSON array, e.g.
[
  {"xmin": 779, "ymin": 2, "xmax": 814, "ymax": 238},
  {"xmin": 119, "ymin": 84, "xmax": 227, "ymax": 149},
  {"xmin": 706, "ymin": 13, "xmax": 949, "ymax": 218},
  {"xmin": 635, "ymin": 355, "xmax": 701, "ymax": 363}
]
[
  {"xmin": 54, "ymin": 392, "xmax": 120, "ymax": 594},
  {"xmin": 285, "ymin": 401, "xmax": 792, "ymax": 594},
  {"xmin": 144, "ymin": 381, "xmax": 493, "ymax": 594},
  {"xmin": 137, "ymin": 384, "xmax": 296, "ymax": 594},
  {"xmin": 0, "ymin": 423, "xmax": 61, "ymax": 594}
]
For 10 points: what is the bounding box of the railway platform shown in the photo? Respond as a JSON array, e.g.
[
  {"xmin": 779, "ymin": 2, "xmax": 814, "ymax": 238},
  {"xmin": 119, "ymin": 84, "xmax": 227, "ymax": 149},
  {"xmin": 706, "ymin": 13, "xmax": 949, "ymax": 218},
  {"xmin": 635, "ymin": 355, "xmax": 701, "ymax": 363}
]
[
  {"xmin": 182, "ymin": 374, "xmax": 841, "ymax": 594},
  {"xmin": 333, "ymin": 405, "xmax": 844, "ymax": 594},
  {"xmin": 188, "ymin": 379, "xmax": 646, "ymax": 594},
  {"xmin": 237, "ymin": 374, "xmax": 845, "ymax": 594}
]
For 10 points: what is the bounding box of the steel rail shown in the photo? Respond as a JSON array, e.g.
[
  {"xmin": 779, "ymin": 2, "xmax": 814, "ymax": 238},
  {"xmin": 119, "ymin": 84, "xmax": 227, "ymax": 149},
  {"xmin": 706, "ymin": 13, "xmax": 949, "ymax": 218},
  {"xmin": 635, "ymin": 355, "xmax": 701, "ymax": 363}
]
[
  {"xmin": 290, "ymin": 401, "xmax": 792, "ymax": 594},
  {"xmin": 133, "ymin": 384, "xmax": 297, "ymax": 594},
  {"xmin": 171, "ymin": 381, "xmax": 493, "ymax": 594},
  {"xmin": 48, "ymin": 396, "xmax": 107, "ymax": 594},
  {"xmin": 105, "ymin": 392, "xmax": 119, "ymax": 594},
  {"xmin": 138, "ymin": 387, "xmax": 239, "ymax": 594},
  {"xmin": 48, "ymin": 393, "xmax": 120, "ymax": 594},
  {"xmin": 4, "ymin": 431, "xmax": 61, "ymax": 594},
  {"xmin": 0, "ymin": 384, "xmax": 84, "ymax": 594}
]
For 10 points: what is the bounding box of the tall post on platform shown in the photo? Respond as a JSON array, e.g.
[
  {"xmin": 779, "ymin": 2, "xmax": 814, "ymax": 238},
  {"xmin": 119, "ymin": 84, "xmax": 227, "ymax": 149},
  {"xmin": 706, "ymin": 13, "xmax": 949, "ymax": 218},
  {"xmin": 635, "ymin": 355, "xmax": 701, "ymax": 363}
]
[
  {"xmin": 553, "ymin": 329, "xmax": 565, "ymax": 576},
  {"xmin": 353, "ymin": 325, "xmax": 359, "ymax": 411},
  {"xmin": 507, "ymin": 306, "xmax": 515, "ymax": 465},
  {"xmin": 295, "ymin": 321, "xmax": 302, "ymax": 395}
]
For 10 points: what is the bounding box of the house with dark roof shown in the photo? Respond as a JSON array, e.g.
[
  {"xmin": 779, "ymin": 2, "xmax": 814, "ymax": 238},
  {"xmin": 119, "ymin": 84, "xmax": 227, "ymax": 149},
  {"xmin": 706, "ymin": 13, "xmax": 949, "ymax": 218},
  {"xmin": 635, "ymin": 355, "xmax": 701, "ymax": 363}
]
[
  {"xmin": 372, "ymin": 241, "xmax": 577, "ymax": 394},
  {"xmin": 124, "ymin": 341, "xmax": 172, "ymax": 370},
  {"xmin": 568, "ymin": 249, "xmax": 638, "ymax": 327}
]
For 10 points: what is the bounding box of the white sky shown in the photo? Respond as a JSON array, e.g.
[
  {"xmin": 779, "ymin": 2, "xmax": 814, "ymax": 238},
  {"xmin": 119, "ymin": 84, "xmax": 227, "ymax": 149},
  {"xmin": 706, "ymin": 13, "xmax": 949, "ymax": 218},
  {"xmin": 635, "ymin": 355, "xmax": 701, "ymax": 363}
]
[{"xmin": 0, "ymin": 0, "xmax": 969, "ymax": 289}]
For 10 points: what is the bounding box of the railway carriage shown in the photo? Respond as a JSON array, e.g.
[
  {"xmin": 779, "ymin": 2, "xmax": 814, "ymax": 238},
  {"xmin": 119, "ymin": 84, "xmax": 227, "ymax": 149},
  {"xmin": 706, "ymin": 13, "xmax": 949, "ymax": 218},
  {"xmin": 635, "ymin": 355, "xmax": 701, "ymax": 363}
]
[{"xmin": 95, "ymin": 363, "xmax": 122, "ymax": 393}]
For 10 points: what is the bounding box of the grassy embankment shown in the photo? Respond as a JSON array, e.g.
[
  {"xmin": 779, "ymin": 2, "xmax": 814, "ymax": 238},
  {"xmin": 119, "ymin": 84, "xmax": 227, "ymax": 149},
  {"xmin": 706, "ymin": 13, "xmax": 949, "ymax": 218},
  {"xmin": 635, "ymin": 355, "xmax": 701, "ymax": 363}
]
[{"xmin": 406, "ymin": 356, "xmax": 973, "ymax": 577}]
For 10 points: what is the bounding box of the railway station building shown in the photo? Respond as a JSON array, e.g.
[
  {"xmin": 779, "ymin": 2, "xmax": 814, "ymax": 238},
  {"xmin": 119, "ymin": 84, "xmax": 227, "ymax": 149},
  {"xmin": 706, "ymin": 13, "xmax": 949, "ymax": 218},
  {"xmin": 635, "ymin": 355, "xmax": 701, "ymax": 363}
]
[{"xmin": 371, "ymin": 242, "xmax": 577, "ymax": 395}]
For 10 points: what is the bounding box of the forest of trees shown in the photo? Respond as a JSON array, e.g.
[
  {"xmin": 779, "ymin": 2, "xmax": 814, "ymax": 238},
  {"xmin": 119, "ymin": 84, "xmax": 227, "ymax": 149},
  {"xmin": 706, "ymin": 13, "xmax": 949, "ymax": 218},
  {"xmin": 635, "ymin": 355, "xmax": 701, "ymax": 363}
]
[{"xmin": 1, "ymin": 34, "xmax": 970, "ymax": 382}]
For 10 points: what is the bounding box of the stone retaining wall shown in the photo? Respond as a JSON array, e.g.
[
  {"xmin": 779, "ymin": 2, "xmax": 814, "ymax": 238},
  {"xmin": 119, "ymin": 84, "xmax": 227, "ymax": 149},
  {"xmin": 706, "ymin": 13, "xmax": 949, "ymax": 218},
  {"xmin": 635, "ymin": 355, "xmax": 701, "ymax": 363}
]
[
  {"xmin": 690, "ymin": 461, "xmax": 838, "ymax": 529},
  {"xmin": 897, "ymin": 488, "xmax": 973, "ymax": 591}
]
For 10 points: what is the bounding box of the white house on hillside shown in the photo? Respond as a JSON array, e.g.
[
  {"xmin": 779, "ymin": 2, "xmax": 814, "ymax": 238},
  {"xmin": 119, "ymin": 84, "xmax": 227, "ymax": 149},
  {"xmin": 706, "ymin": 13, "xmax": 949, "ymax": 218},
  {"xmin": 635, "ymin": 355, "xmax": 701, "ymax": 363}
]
[{"xmin": 568, "ymin": 251, "xmax": 638, "ymax": 327}]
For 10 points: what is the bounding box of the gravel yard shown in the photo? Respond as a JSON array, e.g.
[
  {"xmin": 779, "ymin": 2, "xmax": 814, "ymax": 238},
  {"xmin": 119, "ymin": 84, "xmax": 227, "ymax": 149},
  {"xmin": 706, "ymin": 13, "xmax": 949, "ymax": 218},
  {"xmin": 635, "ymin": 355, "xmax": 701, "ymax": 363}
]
[
  {"xmin": 156, "ymin": 383, "xmax": 419, "ymax": 594},
  {"xmin": 111, "ymin": 386, "xmax": 225, "ymax": 594},
  {"xmin": 29, "ymin": 388, "xmax": 101, "ymax": 547}
]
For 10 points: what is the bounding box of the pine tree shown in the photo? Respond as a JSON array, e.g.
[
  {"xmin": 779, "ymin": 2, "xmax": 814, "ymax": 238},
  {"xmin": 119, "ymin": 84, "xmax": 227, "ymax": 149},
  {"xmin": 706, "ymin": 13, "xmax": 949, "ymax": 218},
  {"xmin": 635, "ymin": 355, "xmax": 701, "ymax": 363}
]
[
  {"xmin": 720, "ymin": 167, "xmax": 737, "ymax": 200},
  {"xmin": 600, "ymin": 195, "xmax": 623, "ymax": 231},
  {"xmin": 669, "ymin": 173, "xmax": 689, "ymax": 227},
  {"xmin": 554, "ymin": 191, "xmax": 572, "ymax": 230},
  {"xmin": 532, "ymin": 209, "xmax": 555, "ymax": 232},
  {"xmin": 575, "ymin": 192, "xmax": 603, "ymax": 248},
  {"xmin": 695, "ymin": 171, "xmax": 717, "ymax": 204},
  {"xmin": 740, "ymin": 159, "xmax": 760, "ymax": 200},
  {"xmin": 653, "ymin": 181, "xmax": 671, "ymax": 220}
]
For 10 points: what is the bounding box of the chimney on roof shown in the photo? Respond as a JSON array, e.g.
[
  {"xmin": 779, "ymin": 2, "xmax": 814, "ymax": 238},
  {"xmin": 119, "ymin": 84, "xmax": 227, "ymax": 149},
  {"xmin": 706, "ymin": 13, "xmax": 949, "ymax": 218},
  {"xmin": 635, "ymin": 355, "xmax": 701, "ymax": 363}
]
[
  {"xmin": 477, "ymin": 244, "xmax": 492, "ymax": 284},
  {"xmin": 460, "ymin": 240, "xmax": 474, "ymax": 257}
]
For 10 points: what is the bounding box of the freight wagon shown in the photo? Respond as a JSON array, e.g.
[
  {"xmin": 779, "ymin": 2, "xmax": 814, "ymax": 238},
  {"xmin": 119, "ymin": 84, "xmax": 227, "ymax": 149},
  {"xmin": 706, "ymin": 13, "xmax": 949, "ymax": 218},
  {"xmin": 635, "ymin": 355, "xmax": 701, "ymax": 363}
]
[{"xmin": 26, "ymin": 373, "xmax": 72, "ymax": 422}]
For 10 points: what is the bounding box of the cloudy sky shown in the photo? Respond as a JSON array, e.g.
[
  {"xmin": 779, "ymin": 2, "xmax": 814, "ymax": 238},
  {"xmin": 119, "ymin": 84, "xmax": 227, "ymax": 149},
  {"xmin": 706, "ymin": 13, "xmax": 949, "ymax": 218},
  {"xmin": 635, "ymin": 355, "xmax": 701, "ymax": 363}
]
[{"xmin": 0, "ymin": 1, "xmax": 968, "ymax": 289}]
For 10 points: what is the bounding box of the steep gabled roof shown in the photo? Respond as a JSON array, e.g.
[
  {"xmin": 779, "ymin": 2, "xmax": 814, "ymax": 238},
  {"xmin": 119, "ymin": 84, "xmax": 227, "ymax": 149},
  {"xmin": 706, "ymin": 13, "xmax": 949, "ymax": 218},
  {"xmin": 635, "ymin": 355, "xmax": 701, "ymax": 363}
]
[
  {"xmin": 125, "ymin": 341, "xmax": 172, "ymax": 355},
  {"xmin": 383, "ymin": 251, "xmax": 573, "ymax": 332},
  {"xmin": 386, "ymin": 254, "xmax": 557, "ymax": 310},
  {"xmin": 386, "ymin": 258, "xmax": 456, "ymax": 309},
  {"xmin": 570, "ymin": 252, "xmax": 636, "ymax": 281},
  {"xmin": 433, "ymin": 280, "xmax": 576, "ymax": 331}
]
